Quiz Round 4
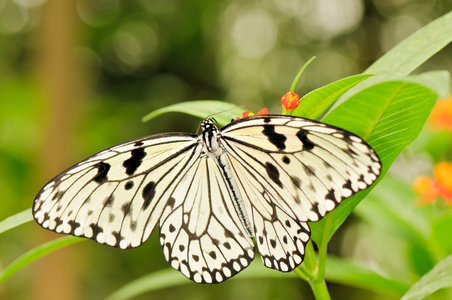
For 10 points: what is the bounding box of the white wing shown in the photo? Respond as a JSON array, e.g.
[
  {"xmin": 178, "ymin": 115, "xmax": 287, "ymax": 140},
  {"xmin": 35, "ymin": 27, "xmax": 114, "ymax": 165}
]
[
  {"xmin": 159, "ymin": 153, "xmax": 254, "ymax": 283},
  {"xmin": 219, "ymin": 115, "xmax": 381, "ymax": 271},
  {"xmin": 33, "ymin": 114, "xmax": 381, "ymax": 282},
  {"xmin": 33, "ymin": 133, "xmax": 201, "ymax": 249},
  {"xmin": 33, "ymin": 132, "xmax": 254, "ymax": 283}
]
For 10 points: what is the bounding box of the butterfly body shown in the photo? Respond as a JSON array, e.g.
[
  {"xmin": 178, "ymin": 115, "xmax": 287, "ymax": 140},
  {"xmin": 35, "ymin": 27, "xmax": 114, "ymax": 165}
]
[{"xmin": 33, "ymin": 115, "xmax": 381, "ymax": 283}]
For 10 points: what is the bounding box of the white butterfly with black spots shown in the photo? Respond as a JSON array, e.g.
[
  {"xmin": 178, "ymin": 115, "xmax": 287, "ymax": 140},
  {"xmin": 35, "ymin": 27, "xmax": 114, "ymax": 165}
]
[{"xmin": 33, "ymin": 114, "xmax": 381, "ymax": 283}]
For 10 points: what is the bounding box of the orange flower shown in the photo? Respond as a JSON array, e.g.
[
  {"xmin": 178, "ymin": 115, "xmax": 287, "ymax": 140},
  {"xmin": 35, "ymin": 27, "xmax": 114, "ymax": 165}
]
[
  {"xmin": 413, "ymin": 161, "xmax": 452, "ymax": 205},
  {"xmin": 236, "ymin": 108, "xmax": 268, "ymax": 120},
  {"xmin": 429, "ymin": 95, "xmax": 452, "ymax": 131},
  {"xmin": 281, "ymin": 92, "xmax": 300, "ymax": 111},
  {"xmin": 433, "ymin": 162, "xmax": 452, "ymax": 204},
  {"xmin": 413, "ymin": 176, "xmax": 438, "ymax": 205}
]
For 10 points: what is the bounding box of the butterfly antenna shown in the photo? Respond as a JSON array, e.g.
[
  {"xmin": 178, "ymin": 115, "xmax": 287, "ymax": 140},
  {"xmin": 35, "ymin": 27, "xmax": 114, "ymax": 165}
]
[{"xmin": 206, "ymin": 105, "xmax": 244, "ymax": 120}]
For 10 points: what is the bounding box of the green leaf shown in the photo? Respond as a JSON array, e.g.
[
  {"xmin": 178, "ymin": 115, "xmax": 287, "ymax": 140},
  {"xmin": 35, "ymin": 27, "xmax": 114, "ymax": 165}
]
[
  {"xmin": 354, "ymin": 175, "xmax": 430, "ymax": 243},
  {"xmin": 326, "ymin": 256, "xmax": 410, "ymax": 298},
  {"xmin": 365, "ymin": 11, "xmax": 452, "ymax": 76},
  {"xmin": 0, "ymin": 236, "xmax": 81, "ymax": 284},
  {"xmin": 290, "ymin": 74, "xmax": 374, "ymax": 119},
  {"xmin": 0, "ymin": 209, "xmax": 33, "ymax": 235},
  {"xmin": 402, "ymin": 71, "xmax": 451, "ymax": 99},
  {"xmin": 402, "ymin": 255, "xmax": 452, "ymax": 300},
  {"xmin": 332, "ymin": 12, "xmax": 452, "ymax": 109},
  {"xmin": 106, "ymin": 262, "xmax": 297, "ymax": 300},
  {"xmin": 141, "ymin": 100, "xmax": 246, "ymax": 126},
  {"xmin": 310, "ymin": 81, "xmax": 437, "ymax": 243}
]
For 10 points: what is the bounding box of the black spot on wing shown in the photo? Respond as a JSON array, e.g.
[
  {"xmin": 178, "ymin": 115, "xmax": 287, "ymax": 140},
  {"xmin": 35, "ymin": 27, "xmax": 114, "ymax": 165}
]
[
  {"xmin": 90, "ymin": 223, "xmax": 103, "ymax": 239},
  {"xmin": 93, "ymin": 162, "xmax": 110, "ymax": 183},
  {"xmin": 54, "ymin": 217, "xmax": 63, "ymax": 227},
  {"xmin": 282, "ymin": 156, "xmax": 290, "ymax": 164},
  {"xmin": 262, "ymin": 125, "xmax": 287, "ymax": 150},
  {"xmin": 68, "ymin": 220, "xmax": 81, "ymax": 235},
  {"xmin": 130, "ymin": 220, "xmax": 137, "ymax": 231},
  {"xmin": 296, "ymin": 129, "xmax": 314, "ymax": 151},
  {"xmin": 310, "ymin": 202, "xmax": 320, "ymax": 216},
  {"xmin": 42, "ymin": 212, "xmax": 50, "ymax": 223},
  {"xmin": 325, "ymin": 189, "xmax": 339, "ymax": 204},
  {"xmin": 270, "ymin": 239, "xmax": 277, "ymax": 249},
  {"xmin": 142, "ymin": 181, "xmax": 156, "ymax": 210},
  {"xmin": 122, "ymin": 202, "xmax": 132, "ymax": 216},
  {"xmin": 224, "ymin": 228, "xmax": 234, "ymax": 238},
  {"xmin": 104, "ymin": 194, "xmax": 114, "ymax": 206},
  {"xmin": 125, "ymin": 180, "xmax": 134, "ymax": 190},
  {"xmin": 52, "ymin": 191, "xmax": 64, "ymax": 202},
  {"xmin": 265, "ymin": 162, "xmax": 283, "ymax": 188},
  {"xmin": 123, "ymin": 148, "xmax": 146, "ymax": 176},
  {"xmin": 166, "ymin": 197, "xmax": 176, "ymax": 209},
  {"xmin": 112, "ymin": 231, "xmax": 124, "ymax": 247}
]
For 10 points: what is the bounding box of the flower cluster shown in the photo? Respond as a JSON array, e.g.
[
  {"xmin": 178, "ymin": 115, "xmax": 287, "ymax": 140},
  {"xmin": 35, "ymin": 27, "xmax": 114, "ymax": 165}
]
[
  {"xmin": 413, "ymin": 161, "xmax": 452, "ymax": 205},
  {"xmin": 236, "ymin": 91, "xmax": 300, "ymax": 119},
  {"xmin": 236, "ymin": 108, "xmax": 268, "ymax": 120}
]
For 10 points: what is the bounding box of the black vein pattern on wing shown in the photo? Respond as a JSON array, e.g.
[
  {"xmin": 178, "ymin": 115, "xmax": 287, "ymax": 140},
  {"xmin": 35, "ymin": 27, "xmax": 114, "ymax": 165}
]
[
  {"xmin": 221, "ymin": 141, "xmax": 301, "ymax": 220},
  {"xmin": 301, "ymin": 129, "xmax": 376, "ymax": 179},
  {"xmin": 34, "ymin": 133, "xmax": 201, "ymax": 247},
  {"xmin": 223, "ymin": 145, "xmax": 309, "ymax": 271},
  {"xmin": 71, "ymin": 141, "xmax": 198, "ymax": 235},
  {"xmin": 37, "ymin": 134, "xmax": 197, "ymax": 217},
  {"xmin": 139, "ymin": 144, "xmax": 203, "ymax": 238},
  {"xmin": 220, "ymin": 134, "xmax": 356, "ymax": 222},
  {"xmin": 160, "ymin": 155, "xmax": 254, "ymax": 282}
]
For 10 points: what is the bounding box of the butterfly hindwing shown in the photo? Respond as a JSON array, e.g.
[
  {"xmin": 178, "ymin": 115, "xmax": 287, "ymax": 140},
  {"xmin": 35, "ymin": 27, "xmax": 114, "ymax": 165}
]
[{"xmin": 159, "ymin": 155, "xmax": 254, "ymax": 283}]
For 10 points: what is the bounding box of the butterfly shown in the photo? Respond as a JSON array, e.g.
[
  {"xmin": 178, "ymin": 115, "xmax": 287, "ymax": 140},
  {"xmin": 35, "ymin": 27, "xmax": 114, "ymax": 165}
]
[{"xmin": 33, "ymin": 114, "xmax": 381, "ymax": 283}]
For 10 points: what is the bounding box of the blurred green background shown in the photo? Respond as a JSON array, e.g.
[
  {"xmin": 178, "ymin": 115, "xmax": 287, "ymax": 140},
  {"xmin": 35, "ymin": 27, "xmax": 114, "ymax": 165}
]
[{"xmin": 1, "ymin": 0, "xmax": 451, "ymax": 299}]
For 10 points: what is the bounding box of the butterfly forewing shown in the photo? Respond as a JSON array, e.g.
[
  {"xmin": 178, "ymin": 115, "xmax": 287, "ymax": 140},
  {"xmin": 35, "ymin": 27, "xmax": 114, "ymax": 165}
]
[
  {"xmin": 220, "ymin": 115, "xmax": 381, "ymax": 225},
  {"xmin": 33, "ymin": 134, "xmax": 201, "ymax": 249}
]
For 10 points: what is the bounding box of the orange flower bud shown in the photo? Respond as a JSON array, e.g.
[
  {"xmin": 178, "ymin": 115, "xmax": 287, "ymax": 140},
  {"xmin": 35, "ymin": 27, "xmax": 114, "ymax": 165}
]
[
  {"xmin": 257, "ymin": 108, "xmax": 268, "ymax": 115},
  {"xmin": 238, "ymin": 108, "xmax": 268, "ymax": 120},
  {"xmin": 242, "ymin": 111, "xmax": 254, "ymax": 118},
  {"xmin": 281, "ymin": 92, "xmax": 300, "ymax": 111}
]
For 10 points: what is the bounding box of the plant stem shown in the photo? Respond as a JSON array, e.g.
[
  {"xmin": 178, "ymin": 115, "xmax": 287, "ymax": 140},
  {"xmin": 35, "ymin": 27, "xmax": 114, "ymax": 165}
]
[
  {"xmin": 317, "ymin": 216, "xmax": 333, "ymax": 280},
  {"xmin": 289, "ymin": 56, "xmax": 316, "ymax": 92},
  {"xmin": 310, "ymin": 279, "xmax": 331, "ymax": 300}
]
